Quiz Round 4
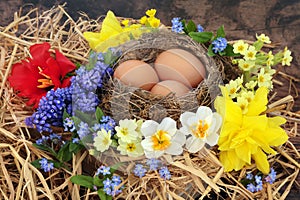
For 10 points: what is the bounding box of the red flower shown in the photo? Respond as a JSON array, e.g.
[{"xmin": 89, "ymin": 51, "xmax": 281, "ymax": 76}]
[{"xmin": 8, "ymin": 42, "xmax": 76, "ymax": 108}]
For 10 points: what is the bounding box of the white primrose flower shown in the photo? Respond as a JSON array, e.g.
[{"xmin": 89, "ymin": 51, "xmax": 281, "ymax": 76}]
[
  {"xmin": 180, "ymin": 106, "xmax": 222, "ymax": 153},
  {"xmin": 115, "ymin": 119, "xmax": 140, "ymax": 142},
  {"xmin": 117, "ymin": 139, "xmax": 144, "ymax": 157},
  {"xmin": 141, "ymin": 117, "xmax": 185, "ymax": 158},
  {"xmin": 93, "ymin": 129, "xmax": 112, "ymax": 152}
]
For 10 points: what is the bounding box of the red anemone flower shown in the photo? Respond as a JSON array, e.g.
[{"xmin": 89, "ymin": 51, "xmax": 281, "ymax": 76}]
[{"xmin": 8, "ymin": 42, "xmax": 76, "ymax": 108}]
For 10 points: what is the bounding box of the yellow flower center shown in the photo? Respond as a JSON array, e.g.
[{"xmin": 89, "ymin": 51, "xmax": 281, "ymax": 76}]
[
  {"xmin": 247, "ymin": 52, "xmax": 254, "ymax": 58},
  {"xmin": 258, "ymin": 75, "xmax": 264, "ymax": 83},
  {"xmin": 126, "ymin": 143, "xmax": 136, "ymax": 152},
  {"xmin": 120, "ymin": 127, "xmax": 128, "ymax": 136},
  {"xmin": 37, "ymin": 66, "xmax": 54, "ymax": 89},
  {"xmin": 152, "ymin": 130, "xmax": 171, "ymax": 151},
  {"xmin": 192, "ymin": 120, "xmax": 209, "ymax": 139},
  {"xmin": 229, "ymin": 88, "xmax": 236, "ymax": 95},
  {"xmin": 102, "ymin": 137, "xmax": 110, "ymax": 146},
  {"xmin": 238, "ymin": 45, "xmax": 244, "ymax": 52}
]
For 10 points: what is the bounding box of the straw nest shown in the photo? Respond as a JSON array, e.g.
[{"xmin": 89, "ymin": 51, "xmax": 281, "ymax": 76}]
[{"xmin": 0, "ymin": 5, "xmax": 299, "ymax": 200}]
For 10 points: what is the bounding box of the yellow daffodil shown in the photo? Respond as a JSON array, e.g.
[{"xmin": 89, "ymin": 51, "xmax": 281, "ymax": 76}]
[
  {"xmin": 141, "ymin": 117, "xmax": 185, "ymax": 158},
  {"xmin": 140, "ymin": 16, "xmax": 148, "ymax": 25},
  {"xmin": 215, "ymin": 86, "xmax": 288, "ymax": 174},
  {"xmin": 256, "ymin": 33, "xmax": 271, "ymax": 44},
  {"xmin": 233, "ymin": 40, "xmax": 249, "ymax": 55},
  {"xmin": 83, "ymin": 10, "xmax": 146, "ymax": 52},
  {"xmin": 148, "ymin": 17, "xmax": 160, "ymax": 28},
  {"xmin": 94, "ymin": 129, "xmax": 112, "ymax": 152}
]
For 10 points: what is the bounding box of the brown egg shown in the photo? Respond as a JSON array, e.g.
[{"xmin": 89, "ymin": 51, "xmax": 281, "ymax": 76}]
[
  {"xmin": 114, "ymin": 60, "xmax": 159, "ymax": 90},
  {"xmin": 154, "ymin": 49, "xmax": 206, "ymax": 88},
  {"xmin": 151, "ymin": 80, "xmax": 190, "ymax": 97}
]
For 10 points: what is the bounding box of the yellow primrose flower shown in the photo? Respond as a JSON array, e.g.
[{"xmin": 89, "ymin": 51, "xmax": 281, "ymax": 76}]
[
  {"xmin": 244, "ymin": 46, "xmax": 257, "ymax": 60},
  {"xmin": 94, "ymin": 129, "xmax": 112, "ymax": 152},
  {"xmin": 141, "ymin": 117, "xmax": 185, "ymax": 158},
  {"xmin": 215, "ymin": 86, "xmax": 288, "ymax": 174},
  {"xmin": 238, "ymin": 59, "xmax": 255, "ymax": 71},
  {"xmin": 266, "ymin": 51, "xmax": 274, "ymax": 66},
  {"xmin": 146, "ymin": 9, "xmax": 157, "ymax": 18},
  {"xmin": 245, "ymin": 80, "xmax": 257, "ymax": 90},
  {"xmin": 240, "ymin": 90, "xmax": 255, "ymax": 103},
  {"xmin": 237, "ymin": 96, "xmax": 249, "ymax": 114},
  {"xmin": 148, "ymin": 17, "xmax": 160, "ymax": 28},
  {"xmin": 117, "ymin": 139, "xmax": 144, "ymax": 157},
  {"xmin": 225, "ymin": 77, "xmax": 243, "ymax": 98},
  {"xmin": 256, "ymin": 33, "xmax": 271, "ymax": 44},
  {"xmin": 282, "ymin": 47, "xmax": 293, "ymax": 66},
  {"xmin": 233, "ymin": 40, "xmax": 249, "ymax": 55},
  {"xmin": 115, "ymin": 119, "xmax": 139, "ymax": 142},
  {"xmin": 140, "ymin": 16, "xmax": 148, "ymax": 25},
  {"xmin": 121, "ymin": 19, "xmax": 130, "ymax": 26},
  {"xmin": 257, "ymin": 68, "xmax": 272, "ymax": 89}
]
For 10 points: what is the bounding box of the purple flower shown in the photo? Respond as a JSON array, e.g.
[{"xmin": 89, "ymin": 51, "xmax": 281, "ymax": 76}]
[
  {"xmin": 171, "ymin": 17, "xmax": 184, "ymax": 33},
  {"xmin": 39, "ymin": 158, "xmax": 54, "ymax": 172},
  {"xmin": 63, "ymin": 117, "xmax": 75, "ymax": 132},
  {"xmin": 146, "ymin": 158, "xmax": 161, "ymax": 171},
  {"xmin": 265, "ymin": 168, "xmax": 276, "ymax": 184},
  {"xmin": 96, "ymin": 166, "xmax": 111, "ymax": 176},
  {"xmin": 159, "ymin": 166, "xmax": 171, "ymax": 180},
  {"xmin": 246, "ymin": 173, "xmax": 253, "ymax": 180},
  {"xmin": 133, "ymin": 164, "xmax": 147, "ymax": 178},
  {"xmin": 246, "ymin": 183, "xmax": 256, "ymax": 193},
  {"xmin": 197, "ymin": 24, "xmax": 204, "ymax": 32},
  {"xmin": 72, "ymin": 138, "xmax": 80, "ymax": 144}
]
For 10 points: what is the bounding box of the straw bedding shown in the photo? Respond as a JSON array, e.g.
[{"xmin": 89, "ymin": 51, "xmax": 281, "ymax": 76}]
[{"xmin": 0, "ymin": 5, "xmax": 299, "ymax": 200}]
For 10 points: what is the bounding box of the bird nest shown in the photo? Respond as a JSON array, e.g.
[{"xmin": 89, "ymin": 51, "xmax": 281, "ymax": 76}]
[
  {"xmin": 0, "ymin": 5, "xmax": 299, "ymax": 200},
  {"xmin": 98, "ymin": 30, "xmax": 225, "ymax": 124}
]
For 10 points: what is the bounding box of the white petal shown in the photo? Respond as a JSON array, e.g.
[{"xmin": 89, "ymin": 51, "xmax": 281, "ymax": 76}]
[
  {"xmin": 187, "ymin": 116, "xmax": 198, "ymax": 127},
  {"xmin": 144, "ymin": 150, "xmax": 164, "ymax": 158},
  {"xmin": 206, "ymin": 132, "xmax": 219, "ymax": 146},
  {"xmin": 172, "ymin": 131, "xmax": 186, "ymax": 146},
  {"xmin": 185, "ymin": 137, "xmax": 205, "ymax": 153},
  {"xmin": 180, "ymin": 112, "xmax": 195, "ymax": 128},
  {"xmin": 208, "ymin": 113, "xmax": 222, "ymax": 134},
  {"xmin": 196, "ymin": 106, "xmax": 212, "ymax": 120},
  {"xmin": 141, "ymin": 120, "xmax": 158, "ymax": 137},
  {"xmin": 141, "ymin": 137, "xmax": 154, "ymax": 151},
  {"xmin": 165, "ymin": 142, "xmax": 183, "ymax": 155},
  {"xmin": 157, "ymin": 117, "xmax": 177, "ymax": 136},
  {"xmin": 179, "ymin": 126, "xmax": 191, "ymax": 136}
]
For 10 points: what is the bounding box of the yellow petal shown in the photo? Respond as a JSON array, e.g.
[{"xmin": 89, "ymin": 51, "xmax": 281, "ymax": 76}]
[
  {"xmin": 252, "ymin": 148, "xmax": 270, "ymax": 174},
  {"xmin": 83, "ymin": 32, "xmax": 103, "ymax": 50},
  {"xmin": 243, "ymin": 115, "xmax": 267, "ymax": 131},
  {"xmin": 247, "ymin": 87, "xmax": 268, "ymax": 116},
  {"xmin": 235, "ymin": 142, "xmax": 253, "ymax": 164},
  {"xmin": 267, "ymin": 117, "xmax": 288, "ymax": 146},
  {"xmin": 220, "ymin": 150, "xmax": 246, "ymax": 172}
]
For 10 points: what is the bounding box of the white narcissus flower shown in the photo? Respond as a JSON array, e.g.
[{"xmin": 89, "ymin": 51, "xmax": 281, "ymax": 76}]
[
  {"xmin": 115, "ymin": 119, "xmax": 139, "ymax": 142},
  {"xmin": 93, "ymin": 129, "xmax": 112, "ymax": 152},
  {"xmin": 117, "ymin": 139, "xmax": 144, "ymax": 157},
  {"xmin": 180, "ymin": 106, "xmax": 222, "ymax": 153},
  {"xmin": 141, "ymin": 117, "xmax": 185, "ymax": 158}
]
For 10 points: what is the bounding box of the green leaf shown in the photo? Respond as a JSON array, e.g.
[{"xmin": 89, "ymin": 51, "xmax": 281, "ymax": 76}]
[
  {"xmin": 57, "ymin": 142, "xmax": 72, "ymax": 162},
  {"xmin": 74, "ymin": 110, "xmax": 95, "ymax": 126},
  {"xmin": 95, "ymin": 107, "xmax": 104, "ymax": 122},
  {"xmin": 222, "ymin": 44, "xmax": 239, "ymax": 57},
  {"xmin": 103, "ymin": 49, "xmax": 113, "ymax": 65},
  {"xmin": 253, "ymin": 40, "xmax": 264, "ymax": 51},
  {"xmin": 207, "ymin": 44, "xmax": 216, "ymax": 56},
  {"xmin": 189, "ymin": 32, "xmax": 213, "ymax": 43},
  {"xmin": 31, "ymin": 159, "xmax": 41, "ymax": 168},
  {"xmin": 97, "ymin": 189, "xmax": 107, "ymax": 200},
  {"xmin": 186, "ymin": 20, "xmax": 197, "ymax": 33},
  {"xmin": 63, "ymin": 109, "xmax": 70, "ymax": 121},
  {"xmin": 216, "ymin": 25, "xmax": 226, "ymax": 38},
  {"xmin": 93, "ymin": 176, "xmax": 104, "ymax": 187},
  {"xmin": 33, "ymin": 143, "xmax": 58, "ymax": 157},
  {"xmin": 71, "ymin": 175, "xmax": 94, "ymax": 189}
]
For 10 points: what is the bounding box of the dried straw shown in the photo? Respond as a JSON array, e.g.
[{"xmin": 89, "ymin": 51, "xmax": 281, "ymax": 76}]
[{"xmin": 0, "ymin": 5, "xmax": 299, "ymax": 200}]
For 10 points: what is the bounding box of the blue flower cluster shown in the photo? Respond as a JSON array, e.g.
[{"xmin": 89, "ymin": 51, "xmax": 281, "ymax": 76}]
[
  {"xmin": 103, "ymin": 176, "xmax": 123, "ymax": 196},
  {"xmin": 245, "ymin": 168, "xmax": 277, "ymax": 193},
  {"xmin": 92, "ymin": 116, "xmax": 116, "ymax": 134},
  {"xmin": 133, "ymin": 159, "xmax": 171, "ymax": 180},
  {"xmin": 171, "ymin": 17, "xmax": 184, "ymax": 33},
  {"xmin": 96, "ymin": 165, "xmax": 111, "ymax": 176},
  {"xmin": 39, "ymin": 158, "xmax": 54, "ymax": 172},
  {"xmin": 71, "ymin": 52, "xmax": 114, "ymax": 114},
  {"xmin": 211, "ymin": 37, "xmax": 227, "ymax": 53},
  {"xmin": 63, "ymin": 117, "xmax": 76, "ymax": 132},
  {"xmin": 36, "ymin": 133, "xmax": 62, "ymax": 145},
  {"xmin": 26, "ymin": 88, "xmax": 72, "ymax": 133}
]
